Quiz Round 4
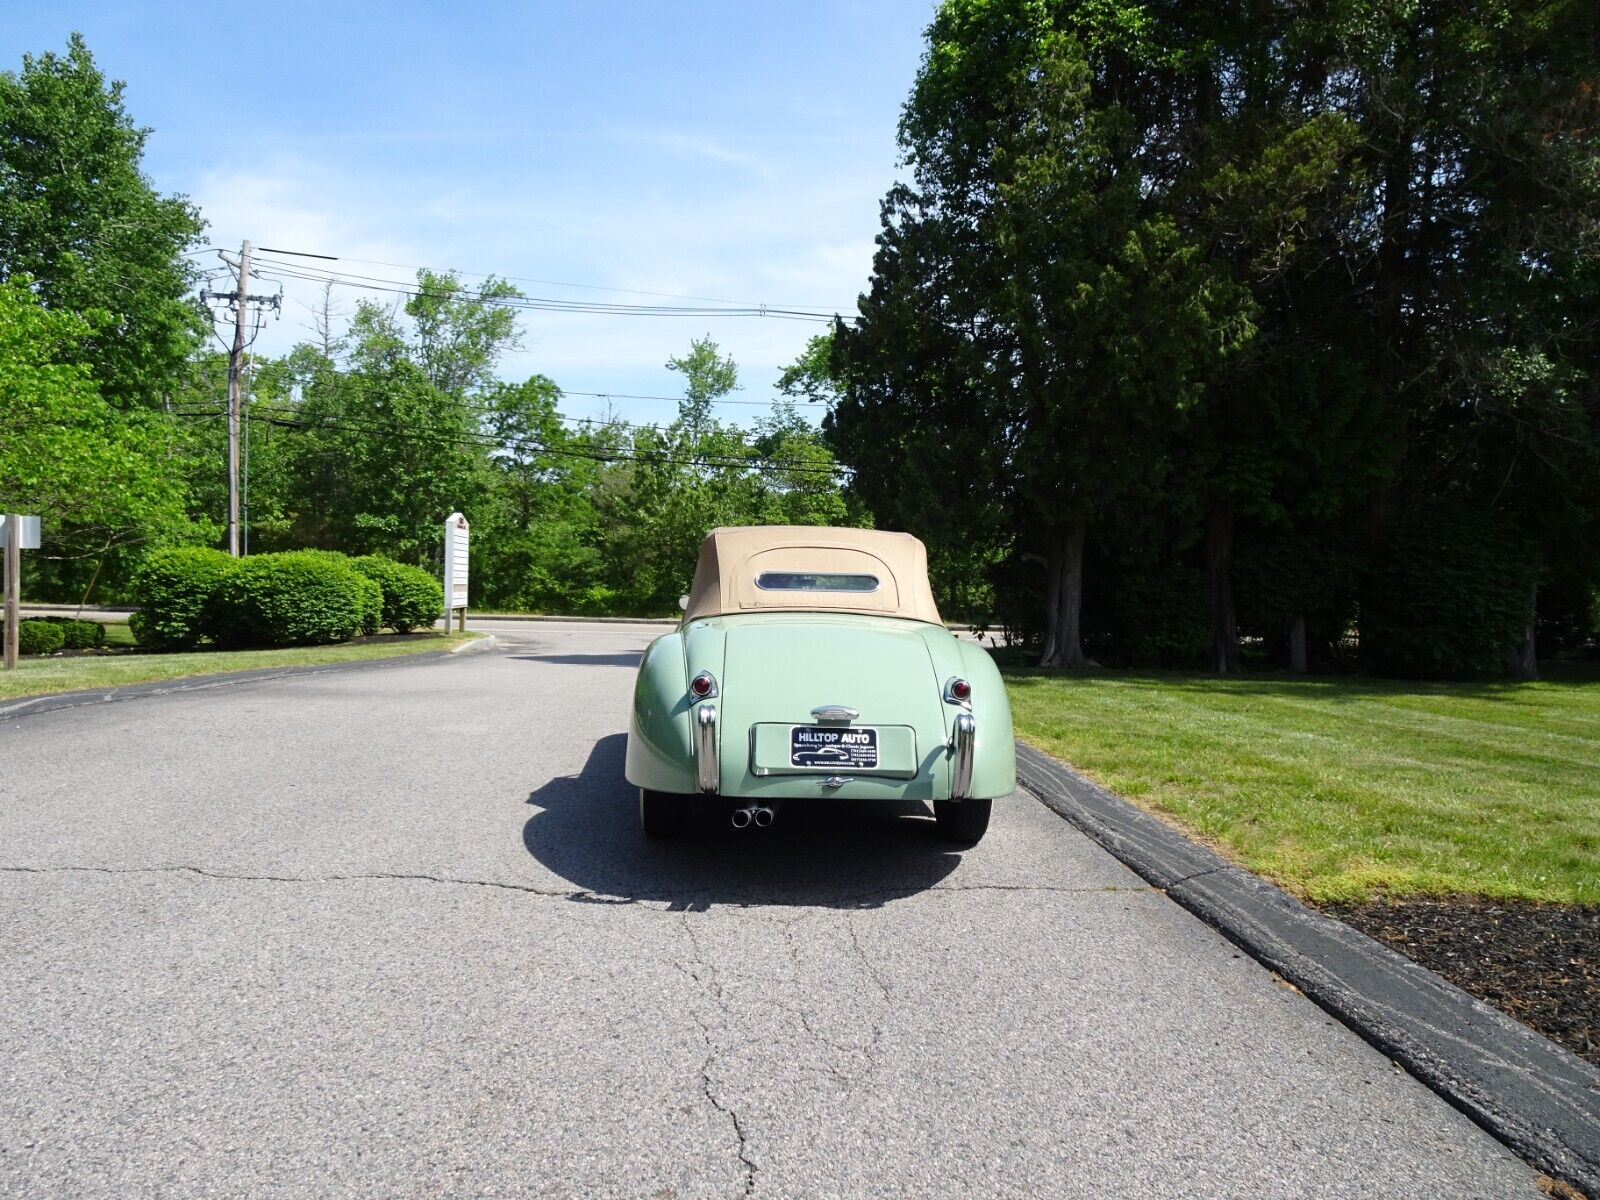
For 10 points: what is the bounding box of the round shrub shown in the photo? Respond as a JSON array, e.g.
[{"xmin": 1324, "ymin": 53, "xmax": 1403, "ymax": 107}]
[
  {"xmin": 128, "ymin": 547, "xmax": 235, "ymax": 649},
  {"xmin": 33, "ymin": 616, "xmax": 107, "ymax": 650},
  {"xmin": 350, "ymin": 555, "xmax": 443, "ymax": 634},
  {"xmin": 10, "ymin": 620, "xmax": 66, "ymax": 656},
  {"xmin": 353, "ymin": 572, "xmax": 383, "ymax": 637},
  {"xmin": 213, "ymin": 551, "xmax": 368, "ymax": 647},
  {"xmin": 288, "ymin": 551, "xmax": 380, "ymax": 634}
]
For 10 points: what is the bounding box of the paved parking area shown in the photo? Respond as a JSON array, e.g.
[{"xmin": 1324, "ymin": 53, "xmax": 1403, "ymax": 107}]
[{"xmin": 0, "ymin": 620, "xmax": 1539, "ymax": 1197}]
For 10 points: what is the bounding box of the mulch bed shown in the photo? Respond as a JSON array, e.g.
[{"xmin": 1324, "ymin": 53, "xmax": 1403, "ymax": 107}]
[{"xmin": 1321, "ymin": 897, "xmax": 1599, "ymax": 1069}]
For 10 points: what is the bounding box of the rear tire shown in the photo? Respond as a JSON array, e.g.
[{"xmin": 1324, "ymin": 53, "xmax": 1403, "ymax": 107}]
[
  {"xmin": 640, "ymin": 788, "xmax": 689, "ymax": 837},
  {"xmin": 934, "ymin": 796, "xmax": 991, "ymax": 845}
]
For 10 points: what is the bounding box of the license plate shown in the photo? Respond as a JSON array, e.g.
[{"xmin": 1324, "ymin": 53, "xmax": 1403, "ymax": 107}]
[{"xmin": 789, "ymin": 725, "xmax": 879, "ymax": 769}]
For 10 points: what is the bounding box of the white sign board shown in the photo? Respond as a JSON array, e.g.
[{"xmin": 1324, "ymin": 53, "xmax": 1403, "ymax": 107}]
[
  {"xmin": 0, "ymin": 515, "xmax": 41, "ymax": 550},
  {"xmin": 442, "ymin": 512, "xmax": 469, "ymax": 611}
]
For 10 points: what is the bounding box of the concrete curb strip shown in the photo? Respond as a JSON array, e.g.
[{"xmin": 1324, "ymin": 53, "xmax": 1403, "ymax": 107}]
[
  {"xmin": 0, "ymin": 635, "xmax": 495, "ymax": 722},
  {"xmin": 1015, "ymin": 741, "xmax": 1600, "ymax": 1196}
]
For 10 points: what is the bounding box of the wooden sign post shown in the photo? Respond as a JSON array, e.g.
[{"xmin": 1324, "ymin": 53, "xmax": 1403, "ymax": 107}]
[
  {"xmin": 2, "ymin": 515, "xmax": 42, "ymax": 670},
  {"xmin": 442, "ymin": 512, "xmax": 469, "ymax": 632}
]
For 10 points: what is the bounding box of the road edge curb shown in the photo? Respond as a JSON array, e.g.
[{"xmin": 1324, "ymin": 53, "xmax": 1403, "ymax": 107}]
[
  {"xmin": 1014, "ymin": 740, "xmax": 1600, "ymax": 1196},
  {"xmin": 0, "ymin": 635, "xmax": 495, "ymax": 723}
]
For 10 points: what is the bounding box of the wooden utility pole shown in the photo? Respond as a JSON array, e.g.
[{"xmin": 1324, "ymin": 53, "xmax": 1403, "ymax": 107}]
[
  {"xmin": 202, "ymin": 243, "xmax": 278, "ymax": 558},
  {"xmin": 3, "ymin": 515, "xmax": 19, "ymax": 671},
  {"xmin": 226, "ymin": 240, "xmax": 252, "ymax": 556}
]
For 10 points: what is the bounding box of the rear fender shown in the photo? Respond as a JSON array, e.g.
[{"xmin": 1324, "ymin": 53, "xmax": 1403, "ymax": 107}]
[
  {"xmin": 626, "ymin": 622, "xmax": 730, "ymax": 795},
  {"xmin": 955, "ymin": 639, "xmax": 1017, "ymax": 799},
  {"xmin": 625, "ymin": 632, "xmax": 695, "ymax": 794}
]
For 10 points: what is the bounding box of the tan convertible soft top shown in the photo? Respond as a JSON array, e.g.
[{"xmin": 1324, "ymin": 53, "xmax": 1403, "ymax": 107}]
[{"xmin": 682, "ymin": 526, "xmax": 943, "ymax": 625}]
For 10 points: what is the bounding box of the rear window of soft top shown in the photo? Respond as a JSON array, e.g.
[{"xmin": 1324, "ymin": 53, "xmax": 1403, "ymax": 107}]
[{"xmin": 754, "ymin": 572, "xmax": 879, "ymax": 593}]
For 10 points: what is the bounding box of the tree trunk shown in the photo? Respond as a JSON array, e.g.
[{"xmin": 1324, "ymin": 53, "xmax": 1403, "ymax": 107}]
[
  {"xmin": 1206, "ymin": 500, "xmax": 1242, "ymax": 674},
  {"xmin": 1288, "ymin": 614, "xmax": 1308, "ymax": 673},
  {"xmin": 1056, "ymin": 521, "xmax": 1087, "ymax": 669},
  {"xmin": 1037, "ymin": 522, "xmax": 1087, "ymax": 669},
  {"xmin": 1504, "ymin": 623, "xmax": 1538, "ymax": 682},
  {"xmin": 1039, "ymin": 541, "xmax": 1062, "ymax": 667}
]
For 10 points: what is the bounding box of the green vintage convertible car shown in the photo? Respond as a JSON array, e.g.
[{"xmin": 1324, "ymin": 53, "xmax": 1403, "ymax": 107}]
[{"xmin": 625, "ymin": 525, "xmax": 1015, "ymax": 843}]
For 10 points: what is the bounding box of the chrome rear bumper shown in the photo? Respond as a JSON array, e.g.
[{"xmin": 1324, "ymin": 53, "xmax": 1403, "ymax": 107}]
[{"xmin": 949, "ymin": 712, "xmax": 975, "ymax": 800}]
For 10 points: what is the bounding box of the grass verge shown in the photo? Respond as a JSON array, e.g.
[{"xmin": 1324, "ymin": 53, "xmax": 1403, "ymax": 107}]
[
  {"xmin": 0, "ymin": 631, "xmax": 480, "ymax": 703},
  {"xmin": 1004, "ymin": 666, "xmax": 1600, "ymax": 905}
]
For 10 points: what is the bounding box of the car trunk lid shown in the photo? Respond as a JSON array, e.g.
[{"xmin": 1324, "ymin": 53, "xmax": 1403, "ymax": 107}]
[{"xmin": 716, "ymin": 616, "xmax": 947, "ymax": 780}]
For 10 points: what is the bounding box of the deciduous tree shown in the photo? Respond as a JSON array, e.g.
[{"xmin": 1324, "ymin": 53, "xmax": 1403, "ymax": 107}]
[{"xmin": 0, "ymin": 34, "xmax": 204, "ymax": 409}]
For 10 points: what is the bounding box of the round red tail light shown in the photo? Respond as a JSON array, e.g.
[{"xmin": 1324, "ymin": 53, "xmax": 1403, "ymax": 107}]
[
  {"xmin": 690, "ymin": 672, "xmax": 714, "ymax": 698},
  {"xmin": 950, "ymin": 678, "xmax": 971, "ymax": 701}
]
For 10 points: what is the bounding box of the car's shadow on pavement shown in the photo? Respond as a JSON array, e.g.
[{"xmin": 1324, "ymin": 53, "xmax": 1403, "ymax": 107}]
[
  {"xmin": 522, "ymin": 734, "xmax": 964, "ymax": 909},
  {"xmin": 507, "ymin": 653, "xmax": 644, "ymax": 667}
]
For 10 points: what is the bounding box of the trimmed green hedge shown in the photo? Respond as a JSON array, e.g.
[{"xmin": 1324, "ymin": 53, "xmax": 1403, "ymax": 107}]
[
  {"xmin": 128, "ymin": 547, "xmax": 234, "ymax": 649},
  {"xmin": 277, "ymin": 550, "xmax": 384, "ymax": 637},
  {"xmin": 31, "ymin": 616, "xmax": 107, "ymax": 649},
  {"xmin": 5, "ymin": 620, "xmax": 67, "ymax": 656},
  {"xmin": 351, "ymin": 555, "xmax": 443, "ymax": 634},
  {"xmin": 213, "ymin": 551, "xmax": 370, "ymax": 647},
  {"xmin": 354, "ymin": 572, "xmax": 383, "ymax": 637},
  {"xmin": 126, "ymin": 546, "xmax": 442, "ymax": 648}
]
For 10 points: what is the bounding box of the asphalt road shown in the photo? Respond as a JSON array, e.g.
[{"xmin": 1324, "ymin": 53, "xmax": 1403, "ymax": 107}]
[{"xmin": 0, "ymin": 619, "xmax": 1540, "ymax": 1198}]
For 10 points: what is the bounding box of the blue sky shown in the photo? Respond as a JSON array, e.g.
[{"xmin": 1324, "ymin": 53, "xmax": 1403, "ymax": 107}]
[{"xmin": 4, "ymin": 2, "xmax": 936, "ymax": 425}]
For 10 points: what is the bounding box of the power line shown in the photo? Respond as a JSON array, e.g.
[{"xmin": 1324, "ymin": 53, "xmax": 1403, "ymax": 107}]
[
  {"xmin": 172, "ymin": 404, "xmax": 849, "ymax": 477},
  {"xmin": 560, "ymin": 396, "xmax": 812, "ymax": 416},
  {"xmin": 551, "ymin": 412, "xmax": 810, "ymax": 436},
  {"xmin": 255, "ymin": 246, "xmax": 859, "ymax": 314},
  {"xmin": 183, "ymin": 398, "xmax": 807, "ymax": 439},
  {"xmin": 247, "ymin": 254, "xmax": 855, "ymax": 325}
]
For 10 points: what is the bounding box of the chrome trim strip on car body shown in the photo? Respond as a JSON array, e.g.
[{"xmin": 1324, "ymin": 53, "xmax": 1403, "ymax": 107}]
[
  {"xmin": 695, "ymin": 703, "xmax": 719, "ymax": 793},
  {"xmin": 949, "ymin": 712, "xmax": 976, "ymax": 799},
  {"xmin": 810, "ymin": 704, "xmax": 859, "ymax": 721}
]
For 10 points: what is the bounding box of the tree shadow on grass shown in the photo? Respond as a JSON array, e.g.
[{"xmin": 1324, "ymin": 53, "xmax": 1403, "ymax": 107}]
[{"xmin": 521, "ymin": 733, "xmax": 964, "ymax": 910}]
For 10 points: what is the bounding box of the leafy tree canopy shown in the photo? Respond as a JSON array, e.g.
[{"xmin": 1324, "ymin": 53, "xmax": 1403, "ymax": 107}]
[
  {"xmin": 0, "ymin": 278, "xmax": 187, "ymax": 538},
  {"xmin": 0, "ymin": 33, "xmax": 205, "ymax": 408}
]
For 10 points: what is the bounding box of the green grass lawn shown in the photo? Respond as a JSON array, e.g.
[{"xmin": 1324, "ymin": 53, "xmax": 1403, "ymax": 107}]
[
  {"xmin": 0, "ymin": 630, "xmax": 479, "ymax": 703},
  {"xmin": 1005, "ymin": 666, "xmax": 1600, "ymax": 905},
  {"xmin": 102, "ymin": 620, "xmax": 138, "ymax": 647}
]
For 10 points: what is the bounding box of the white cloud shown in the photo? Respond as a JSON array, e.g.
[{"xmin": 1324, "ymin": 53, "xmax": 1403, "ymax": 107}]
[
  {"xmin": 629, "ymin": 130, "xmax": 767, "ymax": 171},
  {"xmin": 184, "ymin": 132, "xmax": 897, "ymax": 426}
]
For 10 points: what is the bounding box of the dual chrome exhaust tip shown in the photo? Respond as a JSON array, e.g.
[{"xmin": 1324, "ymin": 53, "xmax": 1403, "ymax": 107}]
[{"xmin": 730, "ymin": 803, "xmax": 777, "ymax": 830}]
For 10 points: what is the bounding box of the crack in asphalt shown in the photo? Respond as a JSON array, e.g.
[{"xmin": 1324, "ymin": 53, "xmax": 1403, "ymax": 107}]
[
  {"xmin": 676, "ymin": 914, "xmax": 759, "ymax": 1199},
  {"xmin": 0, "ymin": 864, "xmax": 1157, "ymax": 907},
  {"xmin": 0, "ymin": 863, "xmax": 590, "ymax": 899},
  {"xmin": 843, "ymin": 914, "xmax": 893, "ymax": 1077},
  {"xmin": 772, "ymin": 917, "xmax": 873, "ymax": 1088}
]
